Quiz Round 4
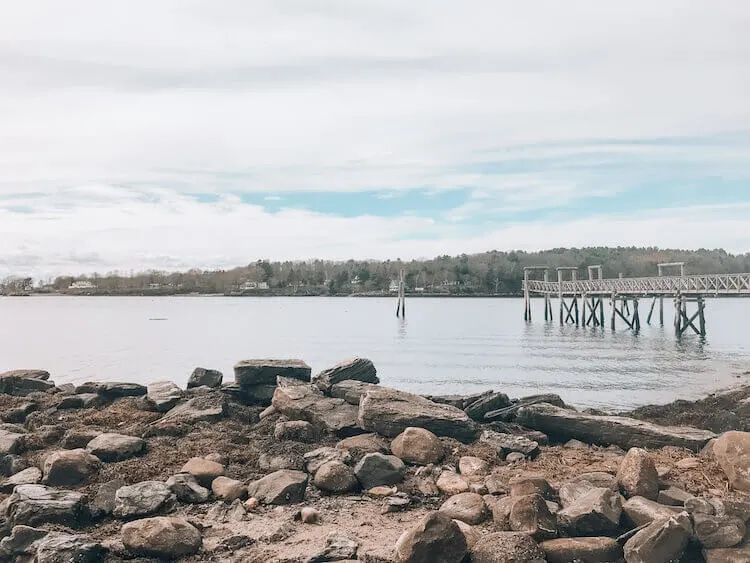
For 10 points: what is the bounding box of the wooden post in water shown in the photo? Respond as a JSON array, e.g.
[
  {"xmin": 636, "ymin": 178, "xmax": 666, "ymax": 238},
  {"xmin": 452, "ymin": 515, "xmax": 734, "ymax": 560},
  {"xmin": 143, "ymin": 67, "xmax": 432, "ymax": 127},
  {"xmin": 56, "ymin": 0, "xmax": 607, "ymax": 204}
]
[
  {"xmin": 581, "ymin": 293, "xmax": 587, "ymax": 327},
  {"xmin": 572, "ymin": 269, "xmax": 579, "ymax": 325},
  {"xmin": 647, "ymin": 297, "xmax": 656, "ymax": 325},
  {"xmin": 523, "ymin": 268, "xmax": 530, "ymax": 322},
  {"xmin": 633, "ymin": 298, "xmax": 641, "ymax": 331},
  {"xmin": 610, "ymin": 293, "xmax": 616, "ymax": 330},
  {"xmin": 558, "ymin": 269, "xmax": 564, "ymax": 325},
  {"xmin": 396, "ymin": 269, "xmax": 406, "ymax": 318},
  {"xmin": 674, "ymin": 292, "xmax": 682, "ymax": 334},
  {"xmin": 698, "ymin": 296, "xmax": 706, "ymax": 336}
]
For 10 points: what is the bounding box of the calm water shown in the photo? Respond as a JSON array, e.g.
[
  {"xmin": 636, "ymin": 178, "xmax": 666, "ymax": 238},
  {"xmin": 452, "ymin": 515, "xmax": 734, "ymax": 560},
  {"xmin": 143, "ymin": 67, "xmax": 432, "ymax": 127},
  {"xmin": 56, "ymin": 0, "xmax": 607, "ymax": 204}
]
[{"xmin": 1, "ymin": 296, "xmax": 749, "ymax": 410}]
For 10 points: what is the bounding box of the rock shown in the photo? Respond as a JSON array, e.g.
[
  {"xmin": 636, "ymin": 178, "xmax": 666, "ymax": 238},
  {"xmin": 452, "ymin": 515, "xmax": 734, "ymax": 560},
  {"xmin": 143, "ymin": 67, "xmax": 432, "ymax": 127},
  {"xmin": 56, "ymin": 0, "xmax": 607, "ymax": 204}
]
[
  {"xmin": 0, "ymin": 526, "xmax": 105, "ymax": 563},
  {"xmin": 0, "ymin": 454, "xmax": 26, "ymax": 477},
  {"xmin": 246, "ymin": 469, "xmax": 308, "ymax": 504},
  {"xmin": 703, "ymin": 545, "xmax": 750, "ymax": 562},
  {"xmin": 0, "ymin": 429, "xmax": 25, "ymax": 455},
  {"xmin": 453, "ymin": 519, "xmax": 480, "ymax": 549},
  {"xmin": 75, "ymin": 381, "xmax": 146, "ymax": 399},
  {"xmin": 61, "ymin": 429, "xmax": 99, "ymax": 449},
  {"xmin": 617, "ymin": 447, "xmax": 659, "ymax": 500},
  {"xmin": 330, "ymin": 380, "xmax": 377, "ymax": 405},
  {"xmin": 314, "ymin": 461, "xmax": 359, "ymax": 493},
  {"xmin": 146, "ymin": 381, "xmax": 183, "ymax": 412},
  {"xmin": 354, "ymin": 453, "xmax": 405, "ymax": 490},
  {"xmin": 0, "ymin": 525, "xmax": 48, "ymax": 559},
  {"xmin": 516, "ymin": 402, "xmax": 716, "ymax": 450},
  {"xmin": 181, "ymin": 457, "xmax": 225, "ymax": 487},
  {"xmin": 2, "ymin": 402, "xmax": 38, "ymax": 424},
  {"xmin": 573, "ymin": 471, "xmax": 618, "ymax": 491},
  {"xmin": 505, "ymin": 452, "xmax": 525, "ymax": 463},
  {"xmin": 541, "ymin": 537, "xmax": 622, "ymax": 563},
  {"xmin": 623, "ymin": 496, "xmax": 681, "ymax": 527},
  {"xmin": 713, "ymin": 431, "xmax": 750, "ymax": 492},
  {"xmin": 336, "ymin": 433, "xmax": 389, "ymax": 454},
  {"xmin": 509, "ymin": 474, "xmax": 550, "ymax": 498},
  {"xmin": 188, "ymin": 367, "xmax": 223, "ymax": 389},
  {"xmin": 0, "ymin": 369, "xmax": 49, "ymax": 380},
  {"xmin": 623, "ymin": 512, "xmax": 693, "ymax": 563},
  {"xmin": 676, "ymin": 457, "xmax": 702, "ymax": 470},
  {"xmin": 557, "ymin": 487, "xmax": 622, "ymax": 536},
  {"xmin": 211, "ymin": 476, "xmax": 247, "ymax": 501},
  {"xmin": 113, "ymin": 481, "xmax": 177, "ymax": 519},
  {"xmin": 275, "ymin": 420, "xmax": 317, "ymax": 442},
  {"xmin": 471, "ymin": 532, "xmax": 546, "ymax": 563},
  {"xmin": 686, "ymin": 497, "xmax": 715, "ymax": 515},
  {"xmin": 394, "ymin": 511, "xmax": 468, "ymax": 563},
  {"xmin": 439, "ymin": 492, "xmax": 488, "ymax": 525},
  {"xmin": 694, "ymin": 513, "xmax": 746, "ymax": 548},
  {"xmin": 157, "ymin": 394, "xmax": 226, "ymax": 424},
  {"xmin": 458, "ymin": 456, "xmax": 490, "ymax": 478},
  {"xmin": 484, "ymin": 393, "xmax": 566, "ymax": 422},
  {"xmin": 121, "ymin": 516, "xmax": 201, "ymax": 558},
  {"xmin": 86, "ymin": 433, "xmax": 145, "ymax": 462},
  {"xmin": 0, "ymin": 467, "xmax": 42, "ymax": 492},
  {"xmin": 464, "ymin": 392, "xmax": 511, "ymax": 421},
  {"xmin": 57, "ymin": 393, "xmax": 104, "ymax": 409},
  {"xmin": 90, "ymin": 478, "xmax": 125, "ymax": 518},
  {"xmin": 382, "ymin": 492, "xmax": 411, "ymax": 513},
  {"xmin": 259, "ymin": 453, "xmax": 299, "ymax": 472},
  {"xmin": 2, "ymin": 484, "xmax": 86, "ymax": 527},
  {"xmin": 307, "ymin": 530, "xmax": 359, "ymax": 562},
  {"xmin": 428, "ymin": 391, "xmax": 490, "ymax": 410},
  {"xmin": 234, "ymin": 359, "xmax": 311, "ymax": 386},
  {"xmin": 300, "ymin": 507, "xmax": 319, "ymax": 523},
  {"xmin": 559, "ymin": 481, "xmax": 596, "ymax": 508},
  {"xmin": 166, "ymin": 473, "xmax": 210, "ymax": 503},
  {"xmin": 313, "ymin": 357, "xmax": 378, "ymax": 392},
  {"xmin": 358, "ymin": 387, "xmax": 478, "ymax": 443},
  {"xmin": 42, "ymin": 449, "xmax": 100, "ymax": 486},
  {"xmin": 481, "ymin": 430, "xmax": 540, "ymax": 459},
  {"xmin": 484, "ymin": 474, "xmax": 506, "ymax": 495},
  {"xmin": 488, "ymin": 495, "xmax": 515, "ymax": 530},
  {"xmin": 391, "ymin": 427, "xmax": 444, "ymax": 465},
  {"xmin": 0, "ymin": 372, "xmax": 55, "ymax": 396},
  {"xmin": 437, "ymin": 472, "xmax": 470, "ymax": 495},
  {"xmin": 259, "ymin": 405, "xmax": 277, "ymax": 419},
  {"xmin": 658, "ymin": 486, "xmax": 694, "ymax": 506},
  {"xmin": 509, "ymin": 493, "xmax": 557, "ymax": 540},
  {"xmin": 303, "ymin": 447, "xmax": 351, "ymax": 475},
  {"xmin": 221, "ymin": 382, "xmax": 278, "ymax": 405},
  {"xmin": 710, "ymin": 498, "xmax": 750, "ymax": 521},
  {"xmin": 272, "ymin": 384, "xmax": 362, "ymax": 437}
]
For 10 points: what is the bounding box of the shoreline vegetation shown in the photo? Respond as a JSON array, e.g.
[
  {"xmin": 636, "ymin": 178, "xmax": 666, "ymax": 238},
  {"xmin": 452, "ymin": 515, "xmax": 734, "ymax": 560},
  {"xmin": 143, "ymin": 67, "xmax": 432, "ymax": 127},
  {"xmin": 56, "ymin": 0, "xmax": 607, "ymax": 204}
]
[
  {"xmin": 3, "ymin": 246, "xmax": 750, "ymax": 298},
  {"xmin": 2, "ymin": 359, "xmax": 750, "ymax": 561}
]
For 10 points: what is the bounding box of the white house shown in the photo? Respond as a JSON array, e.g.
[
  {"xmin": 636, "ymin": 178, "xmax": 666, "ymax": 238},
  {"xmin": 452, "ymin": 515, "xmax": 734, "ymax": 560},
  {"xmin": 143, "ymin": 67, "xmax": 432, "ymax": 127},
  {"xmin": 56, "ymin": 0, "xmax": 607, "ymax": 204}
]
[
  {"xmin": 389, "ymin": 280, "xmax": 400, "ymax": 292},
  {"xmin": 69, "ymin": 280, "xmax": 96, "ymax": 290}
]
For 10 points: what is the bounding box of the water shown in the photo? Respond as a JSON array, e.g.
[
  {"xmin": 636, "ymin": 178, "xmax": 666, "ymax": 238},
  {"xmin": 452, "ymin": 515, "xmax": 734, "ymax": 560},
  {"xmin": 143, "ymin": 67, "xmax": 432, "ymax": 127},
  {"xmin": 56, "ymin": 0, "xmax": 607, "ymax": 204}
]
[{"xmin": 1, "ymin": 296, "xmax": 749, "ymax": 410}]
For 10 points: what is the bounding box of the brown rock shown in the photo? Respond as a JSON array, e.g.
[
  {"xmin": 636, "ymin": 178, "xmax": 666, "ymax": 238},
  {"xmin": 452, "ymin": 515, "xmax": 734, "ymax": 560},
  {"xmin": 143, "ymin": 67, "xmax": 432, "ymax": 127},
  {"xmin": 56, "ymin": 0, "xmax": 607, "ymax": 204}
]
[
  {"xmin": 541, "ymin": 537, "xmax": 622, "ymax": 563},
  {"xmin": 42, "ymin": 449, "xmax": 100, "ymax": 486},
  {"xmin": 121, "ymin": 516, "xmax": 201, "ymax": 558},
  {"xmin": 713, "ymin": 432, "xmax": 750, "ymax": 492},
  {"xmin": 617, "ymin": 447, "xmax": 659, "ymax": 500},
  {"xmin": 458, "ymin": 456, "xmax": 489, "ymax": 478},
  {"xmin": 471, "ymin": 532, "xmax": 546, "ymax": 563},
  {"xmin": 624, "ymin": 512, "xmax": 693, "ymax": 563},
  {"xmin": 556, "ymin": 487, "xmax": 622, "ymax": 536},
  {"xmin": 391, "ymin": 428, "xmax": 444, "ymax": 465},
  {"xmin": 313, "ymin": 461, "xmax": 358, "ymax": 493},
  {"xmin": 313, "ymin": 357, "xmax": 378, "ymax": 391},
  {"xmin": 439, "ymin": 492, "xmax": 487, "ymax": 525},
  {"xmin": 336, "ymin": 433, "xmax": 389, "ymax": 454},
  {"xmin": 623, "ymin": 496, "xmax": 681, "ymax": 527},
  {"xmin": 509, "ymin": 474, "xmax": 550, "ymax": 498},
  {"xmin": 694, "ymin": 513, "xmax": 746, "ymax": 549},
  {"xmin": 509, "ymin": 493, "xmax": 557, "ymax": 540},
  {"xmin": 489, "ymin": 495, "xmax": 515, "ymax": 530},
  {"xmin": 436, "ymin": 472, "xmax": 469, "ymax": 495},
  {"xmin": 246, "ymin": 469, "xmax": 308, "ymax": 504},
  {"xmin": 181, "ymin": 457, "xmax": 225, "ymax": 487},
  {"xmin": 211, "ymin": 476, "xmax": 247, "ymax": 501},
  {"xmin": 394, "ymin": 511, "xmax": 468, "ymax": 563}
]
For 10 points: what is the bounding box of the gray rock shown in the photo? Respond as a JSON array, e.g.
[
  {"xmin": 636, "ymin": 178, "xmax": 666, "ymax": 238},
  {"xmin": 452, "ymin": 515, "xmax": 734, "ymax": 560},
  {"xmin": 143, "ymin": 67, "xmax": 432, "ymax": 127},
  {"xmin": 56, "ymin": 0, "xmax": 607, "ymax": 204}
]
[
  {"xmin": 541, "ymin": 537, "xmax": 622, "ymax": 563},
  {"xmin": 617, "ymin": 447, "xmax": 659, "ymax": 500},
  {"xmin": 166, "ymin": 473, "xmax": 210, "ymax": 503},
  {"xmin": 313, "ymin": 461, "xmax": 359, "ymax": 493},
  {"xmin": 146, "ymin": 381, "xmax": 183, "ymax": 412},
  {"xmin": 516, "ymin": 402, "xmax": 716, "ymax": 450},
  {"xmin": 156, "ymin": 394, "xmax": 226, "ymax": 425},
  {"xmin": 0, "ymin": 369, "xmax": 49, "ymax": 380},
  {"xmin": 509, "ymin": 474, "xmax": 551, "ymax": 498},
  {"xmin": 572, "ymin": 471, "xmax": 619, "ymax": 491},
  {"xmin": 57, "ymin": 393, "xmax": 103, "ymax": 409},
  {"xmin": 272, "ymin": 384, "xmax": 362, "ymax": 437},
  {"xmin": 559, "ymin": 481, "xmax": 597, "ymax": 508},
  {"xmin": 357, "ymin": 386, "xmax": 478, "ymax": 443},
  {"xmin": 0, "ymin": 454, "xmax": 26, "ymax": 477},
  {"xmin": 75, "ymin": 381, "xmax": 146, "ymax": 399},
  {"xmin": 465, "ymin": 392, "xmax": 511, "ymax": 421},
  {"xmin": 113, "ymin": 481, "xmax": 177, "ymax": 519},
  {"xmin": 354, "ymin": 453, "xmax": 405, "ymax": 490},
  {"xmin": 188, "ymin": 367, "xmax": 223, "ymax": 389},
  {"xmin": 246, "ymin": 469, "xmax": 308, "ymax": 504},
  {"xmin": 221, "ymin": 382, "xmax": 278, "ymax": 405},
  {"xmin": 484, "ymin": 393, "xmax": 566, "ymax": 422},
  {"xmin": 303, "ymin": 447, "xmax": 351, "ymax": 475},
  {"xmin": 121, "ymin": 516, "xmax": 202, "ymax": 558},
  {"xmin": 275, "ymin": 420, "xmax": 317, "ymax": 442},
  {"xmin": 471, "ymin": 531, "xmax": 546, "ymax": 563},
  {"xmin": 307, "ymin": 530, "xmax": 359, "ymax": 562},
  {"xmin": 234, "ymin": 359, "xmax": 311, "ymax": 386},
  {"xmin": 509, "ymin": 493, "xmax": 557, "ymax": 540},
  {"xmin": 623, "ymin": 496, "xmax": 681, "ymax": 527},
  {"xmin": 0, "ymin": 525, "xmax": 48, "ymax": 559},
  {"xmin": 0, "ymin": 526, "xmax": 105, "ymax": 563},
  {"xmin": 60, "ymin": 429, "xmax": 99, "ymax": 449},
  {"xmin": 686, "ymin": 497, "xmax": 715, "ymax": 515},
  {"xmin": 694, "ymin": 513, "xmax": 746, "ymax": 549},
  {"xmin": 42, "ymin": 449, "xmax": 100, "ymax": 486},
  {"xmin": 624, "ymin": 512, "xmax": 693, "ymax": 563},
  {"xmin": 2, "ymin": 402, "xmax": 38, "ymax": 423},
  {"xmin": 703, "ymin": 545, "xmax": 750, "ymax": 562},
  {"xmin": 0, "ymin": 467, "xmax": 42, "ymax": 493},
  {"xmin": 86, "ymin": 433, "xmax": 145, "ymax": 462},
  {"xmin": 0, "ymin": 430, "xmax": 25, "ymax": 455},
  {"xmin": 439, "ymin": 492, "xmax": 488, "ymax": 525},
  {"xmin": 556, "ymin": 487, "xmax": 622, "ymax": 536},
  {"xmin": 329, "ymin": 379, "xmax": 376, "ymax": 405},
  {"xmin": 0, "ymin": 372, "xmax": 55, "ymax": 396},
  {"xmin": 90, "ymin": 478, "xmax": 125, "ymax": 518},
  {"xmin": 481, "ymin": 430, "xmax": 540, "ymax": 459},
  {"xmin": 259, "ymin": 453, "xmax": 299, "ymax": 472},
  {"xmin": 313, "ymin": 357, "xmax": 378, "ymax": 392},
  {"xmin": 394, "ymin": 511, "xmax": 468, "ymax": 563},
  {"xmin": 713, "ymin": 431, "xmax": 750, "ymax": 492},
  {"xmin": 658, "ymin": 486, "xmax": 694, "ymax": 506},
  {"xmin": 2, "ymin": 484, "xmax": 86, "ymax": 527}
]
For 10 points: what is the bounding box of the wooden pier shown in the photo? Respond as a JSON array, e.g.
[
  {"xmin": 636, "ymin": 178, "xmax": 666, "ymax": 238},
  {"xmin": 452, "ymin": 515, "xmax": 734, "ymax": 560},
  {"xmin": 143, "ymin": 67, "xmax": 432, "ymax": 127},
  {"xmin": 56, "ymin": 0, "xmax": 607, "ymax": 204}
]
[{"xmin": 523, "ymin": 264, "xmax": 750, "ymax": 337}]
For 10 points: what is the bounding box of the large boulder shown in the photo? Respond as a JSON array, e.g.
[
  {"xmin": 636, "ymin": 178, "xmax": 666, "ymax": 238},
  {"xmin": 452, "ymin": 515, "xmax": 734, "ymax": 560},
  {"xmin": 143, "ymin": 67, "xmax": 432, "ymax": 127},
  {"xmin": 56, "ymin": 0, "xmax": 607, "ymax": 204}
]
[
  {"xmin": 617, "ymin": 448, "xmax": 659, "ymax": 500},
  {"xmin": 121, "ymin": 516, "xmax": 201, "ymax": 559},
  {"xmin": 188, "ymin": 367, "xmax": 223, "ymax": 389},
  {"xmin": 623, "ymin": 512, "xmax": 693, "ymax": 563},
  {"xmin": 86, "ymin": 433, "xmax": 145, "ymax": 462},
  {"xmin": 394, "ymin": 511, "xmax": 468, "ymax": 563},
  {"xmin": 623, "ymin": 496, "xmax": 681, "ymax": 527},
  {"xmin": 439, "ymin": 493, "xmax": 488, "ymax": 525},
  {"xmin": 246, "ymin": 469, "xmax": 308, "ymax": 504},
  {"xmin": 541, "ymin": 537, "xmax": 622, "ymax": 563},
  {"xmin": 330, "ymin": 380, "xmax": 376, "ymax": 405},
  {"xmin": 0, "ymin": 430, "xmax": 25, "ymax": 456},
  {"xmin": 516, "ymin": 403, "xmax": 716, "ymax": 451},
  {"xmin": 556, "ymin": 487, "xmax": 622, "ymax": 536},
  {"xmin": 2, "ymin": 485, "xmax": 86, "ymax": 528},
  {"xmin": 234, "ymin": 359, "xmax": 311, "ymax": 386},
  {"xmin": 146, "ymin": 381, "xmax": 183, "ymax": 412},
  {"xmin": 272, "ymin": 384, "xmax": 361, "ymax": 437},
  {"xmin": 0, "ymin": 371, "xmax": 55, "ymax": 396},
  {"xmin": 693, "ymin": 513, "xmax": 746, "ymax": 549},
  {"xmin": 313, "ymin": 357, "xmax": 379, "ymax": 392},
  {"xmin": 353, "ymin": 453, "xmax": 405, "ymax": 490},
  {"xmin": 0, "ymin": 526, "xmax": 105, "ymax": 563},
  {"xmin": 358, "ymin": 387, "xmax": 479, "ymax": 443},
  {"xmin": 471, "ymin": 532, "xmax": 546, "ymax": 563},
  {"xmin": 713, "ymin": 431, "xmax": 750, "ymax": 492},
  {"xmin": 113, "ymin": 481, "xmax": 176, "ymax": 519},
  {"xmin": 391, "ymin": 427, "xmax": 444, "ymax": 465},
  {"xmin": 75, "ymin": 381, "xmax": 146, "ymax": 400},
  {"xmin": 42, "ymin": 449, "xmax": 100, "ymax": 486}
]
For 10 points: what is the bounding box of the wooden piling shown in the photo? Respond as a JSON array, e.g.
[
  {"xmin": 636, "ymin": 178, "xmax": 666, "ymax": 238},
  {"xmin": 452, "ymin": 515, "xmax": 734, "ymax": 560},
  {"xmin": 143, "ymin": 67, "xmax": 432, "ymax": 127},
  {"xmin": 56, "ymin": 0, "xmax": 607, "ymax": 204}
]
[{"xmin": 396, "ymin": 269, "xmax": 406, "ymax": 318}]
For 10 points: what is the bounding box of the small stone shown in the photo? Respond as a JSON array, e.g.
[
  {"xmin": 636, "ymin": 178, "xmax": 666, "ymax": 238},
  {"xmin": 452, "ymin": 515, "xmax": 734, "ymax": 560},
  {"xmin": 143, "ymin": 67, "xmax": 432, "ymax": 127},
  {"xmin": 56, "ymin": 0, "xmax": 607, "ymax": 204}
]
[
  {"xmin": 188, "ymin": 367, "xmax": 223, "ymax": 389},
  {"xmin": 246, "ymin": 469, "xmax": 308, "ymax": 505},
  {"xmin": 368, "ymin": 485, "xmax": 397, "ymax": 497},
  {"xmin": 617, "ymin": 447, "xmax": 659, "ymax": 500},
  {"xmin": 336, "ymin": 433, "xmax": 389, "ymax": 455},
  {"xmin": 308, "ymin": 530, "xmax": 359, "ymax": 562},
  {"xmin": 436, "ymin": 471, "xmax": 469, "ymax": 495},
  {"xmin": 121, "ymin": 516, "xmax": 201, "ymax": 558},
  {"xmin": 439, "ymin": 492, "xmax": 488, "ymax": 525},
  {"xmin": 391, "ymin": 427, "xmax": 444, "ymax": 465},
  {"xmin": 470, "ymin": 482, "xmax": 489, "ymax": 495},
  {"xmin": 303, "ymin": 447, "xmax": 351, "ymax": 475},
  {"xmin": 181, "ymin": 457, "xmax": 225, "ymax": 487},
  {"xmin": 505, "ymin": 452, "xmax": 525, "ymax": 463},
  {"xmin": 509, "ymin": 474, "xmax": 550, "ymax": 498},
  {"xmin": 484, "ymin": 474, "xmax": 507, "ymax": 495},
  {"xmin": 564, "ymin": 439, "xmax": 589, "ymax": 449},
  {"xmin": 245, "ymin": 497, "xmax": 259, "ymax": 511},
  {"xmin": 113, "ymin": 481, "xmax": 177, "ymax": 519},
  {"xmin": 60, "ymin": 429, "xmax": 99, "ymax": 450},
  {"xmin": 658, "ymin": 486, "xmax": 694, "ymax": 506},
  {"xmin": 353, "ymin": 453, "xmax": 405, "ymax": 490},
  {"xmin": 471, "ymin": 532, "xmax": 546, "ymax": 563},
  {"xmin": 300, "ymin": 506, "xmax": 319, "ymax": 523},
  {"xmin": 458, "ymin": 456, "xmax": 489, "ymax": 478},
  {"xmin": 509, "ymin": 493, "xmax": 557, "ymax": 540},
  {"xmin": 488, "ymin": 495, "xmax": 515, "ymax": 530},
  {"xmin": 211, "ymin": 476, "xmax": 247, "ymax": 501},
  {"xmin": 86, "ymin": 433, "xmax": 145, "ymax": 462},
  {"xmin": 42, "ymin": 449, "xmax": 100, "ymax": 486},
  {"xmin": 675, "ymin": 457, "xmax": 702, "ymax": 470},
  {"xmin": 313, "ymin": 461, "xmax": 358, "ymax": 493},
  {"xmin": 382, "ymin": 492, "xmax": 411, "ymax": 514},
  {"xmin": 0, "ymin": 467, "xmax": 42, "ymax": 493},
  {"xmin": 275, "ymin": 420, "xmax": 316, "ymax": 442}
]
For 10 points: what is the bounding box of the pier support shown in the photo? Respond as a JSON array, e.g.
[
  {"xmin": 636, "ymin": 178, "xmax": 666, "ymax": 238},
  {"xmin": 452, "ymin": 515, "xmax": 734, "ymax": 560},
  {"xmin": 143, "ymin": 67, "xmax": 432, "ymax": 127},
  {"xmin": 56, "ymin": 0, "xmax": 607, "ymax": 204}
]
[
  {"xmin": 396, "ymin": 270, "xmax": 405, "ymax": 318},
  {"xmin": 583, "ymin": 295, "xmax": 605, "ymax": 327},
  {"xmin": 675, "ymin": 294, "xmax": 706, "ymax": 337},
  {"xmin": 610, "ymin": 294, "xmax": 641, "ymax": 332}
]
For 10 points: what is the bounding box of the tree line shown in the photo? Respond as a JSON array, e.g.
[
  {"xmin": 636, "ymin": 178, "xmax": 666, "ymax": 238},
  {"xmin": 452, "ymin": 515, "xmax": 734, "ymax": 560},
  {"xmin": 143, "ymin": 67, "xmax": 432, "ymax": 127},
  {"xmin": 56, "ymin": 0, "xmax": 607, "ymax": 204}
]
[{"xmin": 3, "ymin": 247, "xmax": 750, "ymax": 296}]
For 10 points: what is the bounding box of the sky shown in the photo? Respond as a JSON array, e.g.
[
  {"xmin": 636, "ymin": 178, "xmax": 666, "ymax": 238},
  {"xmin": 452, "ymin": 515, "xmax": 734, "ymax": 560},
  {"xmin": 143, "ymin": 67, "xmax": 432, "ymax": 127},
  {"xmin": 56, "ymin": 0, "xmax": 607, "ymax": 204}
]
[{"xmin": 1, "ymin": 1, "xmax": 749, "ymax": 279}]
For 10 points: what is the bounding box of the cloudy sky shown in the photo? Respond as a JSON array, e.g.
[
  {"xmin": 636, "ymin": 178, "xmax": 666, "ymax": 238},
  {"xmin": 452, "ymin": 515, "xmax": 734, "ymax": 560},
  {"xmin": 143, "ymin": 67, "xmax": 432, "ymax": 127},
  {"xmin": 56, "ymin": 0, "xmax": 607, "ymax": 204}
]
[{"xmin": 1, "ymin": 1, "xmax": 749, "ymax": 278}]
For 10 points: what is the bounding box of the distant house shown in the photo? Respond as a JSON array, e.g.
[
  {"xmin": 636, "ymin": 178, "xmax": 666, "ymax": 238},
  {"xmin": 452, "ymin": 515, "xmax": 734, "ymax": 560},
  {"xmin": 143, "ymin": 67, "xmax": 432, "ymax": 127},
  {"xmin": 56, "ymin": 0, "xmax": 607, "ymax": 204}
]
[
  {"xmin": 241, "ymin": 281, "xmax": 269, "ymax": 291},
  {"xmin": 69, "ymin": 280, "xmax": 96, "ymax": 290},
  {"xmin": 389, "ymin": 280, "xmax": 400, "ymax": 293},
  {"xmin": 148, "ymin": 283, "xmax": 161, "ymax": 289},
  {"xmin": 414, "ymin": 287, "xmax": 425, "ymax": 293},
  {"xmin": 351, "ymin": 275, "xmax": 361, "ymax": 286}
]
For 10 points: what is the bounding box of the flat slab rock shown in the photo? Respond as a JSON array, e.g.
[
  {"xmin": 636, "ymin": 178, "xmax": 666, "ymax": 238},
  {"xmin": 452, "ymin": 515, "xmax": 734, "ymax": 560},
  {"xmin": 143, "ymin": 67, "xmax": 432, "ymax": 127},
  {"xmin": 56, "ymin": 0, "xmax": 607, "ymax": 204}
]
[
  {"xmin": 155, "ymin": 394, "xmax": 226, "ymax": 425},
  {"xmin": 272, "ymin": 384, "xmax": 362, "ymax": 437},
  {"xmin": 313, "ymin": 357, "xmax": 379, "ymax": 391},
  {"xmin": 75, "ymin": 381, "xmax": 146, "ymax": 399},
  {"xmin": 2, "ymin": 484, "xmax": 86, "ymax": 528},
  {"xmin": 234, "ymin": 359, "xmax": 311, "ymax": 386},
  {"xmin": 146, "ymin": 381, "xmax": 183, "ymax": 412},
  {"xmin": 86, "ymin": 433, "xmax": 146, "ymax": 462},
  {"xmin": 358, "ymin": 386, "xmax": 479, "ymax": 443},
  {"xmin": 246, "ymin": 469, "xmax": 308, "ymax": 505},
  {"xmin": 0, "ymin": 372, "xmax": 55, "ymax": 396},
  {"xmin": 516, "ymin": 403, "xmax": 716, "ymax": 451}
]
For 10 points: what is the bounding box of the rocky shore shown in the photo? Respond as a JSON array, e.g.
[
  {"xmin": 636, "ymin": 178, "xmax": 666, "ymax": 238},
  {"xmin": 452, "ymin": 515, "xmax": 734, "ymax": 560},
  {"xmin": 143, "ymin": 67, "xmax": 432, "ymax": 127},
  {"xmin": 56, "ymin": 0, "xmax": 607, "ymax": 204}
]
[{"xmin": 1, "ymin": 361, "xmax": 750, "ymax": 562}]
